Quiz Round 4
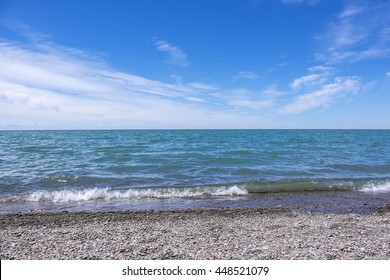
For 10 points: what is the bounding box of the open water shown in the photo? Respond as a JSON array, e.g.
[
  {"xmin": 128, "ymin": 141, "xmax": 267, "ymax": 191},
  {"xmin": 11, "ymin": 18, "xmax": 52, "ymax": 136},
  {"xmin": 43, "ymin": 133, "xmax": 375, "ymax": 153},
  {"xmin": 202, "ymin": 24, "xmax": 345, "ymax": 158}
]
[{"xmin": 0, "ymin": 130, "xmax": 389, "ymax": 213}]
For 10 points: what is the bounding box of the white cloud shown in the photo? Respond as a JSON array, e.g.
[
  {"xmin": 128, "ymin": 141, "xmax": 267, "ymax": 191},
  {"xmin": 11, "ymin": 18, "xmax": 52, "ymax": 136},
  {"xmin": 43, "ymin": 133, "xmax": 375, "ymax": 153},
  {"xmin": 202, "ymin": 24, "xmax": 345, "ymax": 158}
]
[
  {"xmin": 0, "ymin": 39, "xmax": 241, "ymax": 129},
  {"xmin": 338, "ymin": 6, "xmax": 366, "ymax": 19},
  {"xmin": 185, "ymin": 96, "xmax": 207, "ymax": 103},
  {"xmin": 229, "ymin": 98, "xmax": 274, "ymax": 110},
  {"xmin": 290, "ymin": 65, "xmax": 333, "ymax": 90},
  {"xmin": 291, "ymin": 74, "xmax": 323, "ymax": 90},
  {"xmin": 386, "ymin": 72, "xmax": 390, "ymax": 77},
  {"xmin": 1, "ymin": 35, "xmax": 288, "ymax": 129},
  {"xmin": 308, "ymin": 65, "xmax": 332, "ymax": 73},
  {"xmin": 282, "ymin": 77, "xmax": 359, "ymax": 114},
  {"xmin": 153, "ymin": 39, "xmax": 189, "ymax": 67},
  {"xmin": 2, "ymin": 20, "xmax": 51, "ymax": 42},
  {"xmin": 280, "ymin": 63, "xmax": 361, "ymax": 114},
  {"xmin": 188, "ymin": 82, "xmax": 219, "ymax": 91},
  {"xmin": 232, "ymin": 71, "xmax": 259, "ymax": 81},
  {"xmin": 317, "ymin": 1, "xmax": 390, "ymax": 63},
  {"xmin": 281, "ymin": 0, "xmax": 320, "ymax": 5},
  {"xmin": 261, "ymin": 85, "xmax": 286, "ymax": 96},
  {"xmin": 330, "ymin": 6, "xmax": 369, "ymax": 49},
  {"xmin": 281, "ymin": 0, "xmax": 304, "ymax": 3},
  {"xmin": 227, "ymin": 85, "xmax": 285, "ymax": 110},
  {"xmin": 227, "ymin": 66, "xmax": 361, "ymax": 115}
]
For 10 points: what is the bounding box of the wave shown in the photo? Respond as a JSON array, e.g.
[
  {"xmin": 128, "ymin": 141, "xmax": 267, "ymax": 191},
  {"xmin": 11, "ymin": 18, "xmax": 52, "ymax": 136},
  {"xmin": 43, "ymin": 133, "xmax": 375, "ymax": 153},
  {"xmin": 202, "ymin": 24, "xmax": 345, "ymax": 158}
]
[
  {"xmin": 1, "ymin": 178, "xmax": 390, "ymax": 204},
  {"xmin": 245, "ymin": 178, "xmax": 355, "ymax": 193},
  {"xmin": 245, "ymin": 178, "xmax": 390, "ymax": 194},
  {"xmin": 361, "ymin": 180, "xmax": 390, "ymax": 193},
  {"xmin": 2, "ymin": 185, "xmax": 248, "ymax": 203}
]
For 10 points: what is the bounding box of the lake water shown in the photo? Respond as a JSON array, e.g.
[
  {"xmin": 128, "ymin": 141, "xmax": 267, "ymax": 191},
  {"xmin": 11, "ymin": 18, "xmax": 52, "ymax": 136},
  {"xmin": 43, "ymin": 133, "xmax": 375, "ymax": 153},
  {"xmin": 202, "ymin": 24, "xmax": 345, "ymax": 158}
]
[{"xmin": 1, "ymin": 130, "xmax": 389, "ymax": 213}]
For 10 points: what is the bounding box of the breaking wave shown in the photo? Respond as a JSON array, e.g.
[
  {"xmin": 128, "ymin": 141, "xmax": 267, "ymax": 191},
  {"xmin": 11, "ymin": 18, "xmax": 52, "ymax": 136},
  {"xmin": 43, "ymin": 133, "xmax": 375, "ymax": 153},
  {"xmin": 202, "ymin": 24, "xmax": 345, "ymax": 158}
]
[
  {"xmin": 361, "ymin": 180, "xmax": 390, "ymax": 193},
  {"xmin": 2, "ymin": 178, "xmax": 390, "ymax": 204},
  {"xmin": 4, "ymin": 185, "xmax": 248, "ymax": 203}
]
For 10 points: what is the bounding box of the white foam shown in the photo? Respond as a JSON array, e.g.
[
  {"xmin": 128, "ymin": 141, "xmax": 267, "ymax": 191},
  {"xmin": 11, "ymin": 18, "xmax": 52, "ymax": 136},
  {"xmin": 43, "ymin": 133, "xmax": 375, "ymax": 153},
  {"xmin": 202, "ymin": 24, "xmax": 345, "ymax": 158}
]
[
  {"xmin": 24, "ymin": 185, "xmax": 248, "ymax": 202},
  {"xmin": 361, "ymin": 180, "xmax": 390, "ymax": 193}
]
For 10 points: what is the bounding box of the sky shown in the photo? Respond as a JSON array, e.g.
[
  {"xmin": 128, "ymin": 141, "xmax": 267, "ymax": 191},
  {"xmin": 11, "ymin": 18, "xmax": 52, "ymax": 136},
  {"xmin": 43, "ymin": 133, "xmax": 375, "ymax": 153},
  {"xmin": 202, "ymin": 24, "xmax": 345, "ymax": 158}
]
[{"xmin": 0, "ymin": 0, "xmax": 389, "ymax": 129}]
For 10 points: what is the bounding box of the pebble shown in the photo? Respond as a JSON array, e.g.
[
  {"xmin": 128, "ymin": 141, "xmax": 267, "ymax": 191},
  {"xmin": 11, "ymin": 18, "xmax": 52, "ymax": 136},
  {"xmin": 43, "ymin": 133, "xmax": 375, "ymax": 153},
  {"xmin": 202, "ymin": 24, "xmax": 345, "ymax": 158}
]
[{"xmin": 0, "ymin": 208, "xmax": 389, "ymax": 260}]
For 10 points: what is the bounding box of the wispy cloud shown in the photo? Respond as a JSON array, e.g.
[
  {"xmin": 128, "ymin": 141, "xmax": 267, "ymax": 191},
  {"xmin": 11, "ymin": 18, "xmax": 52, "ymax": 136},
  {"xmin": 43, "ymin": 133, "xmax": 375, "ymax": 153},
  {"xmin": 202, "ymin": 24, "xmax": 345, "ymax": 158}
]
[
  {"xmin": 316, "ymin": 1, "xmax": 390, "ymax": 63},
  {"xmin": 169, "ymin": 74, "xmax": 182, "ymax": 84},
  {"xmin": 0, "ymin": 34, "xmax": 365, "ymax": 128},
  {"xmin": 281, "ymin": 0, "xmax": 304, "ymax": 3},
  {"xmin": 229, "ymin": 98, "xmax": 274, "ymax": 110},
  {"xmin": 2, "ymin": 20, "xmax": 50, "ymax": 42},
  {"xmin": 262, "ymin": 85, "xmax": 286, "ymax": 97},
  {"xmin": 282, "ymin": 77, "xmax": 359, "ymax": 114},
  {"xmin": 228, "ymin": 85, "xmax": 285, "ymax": 110},
  {"xmin": 0, "ymin": 19, "xmax": 375, "ymax": 129},
  {"xmin": 2, "ymin": 28, "xmax": 289, "ymax": 129},
  {"xmin": 0, "ymin": 38, "xmax": 235, "ymax": 129},
  {"xmin": 290, "ymin": 65, "xmax": 333, "ymax": 90},
  {"xmin": 281, "ymin": 65, "xmax": 360, "ymax": 114},
  {"xmin": 281, "ymin": 0, "xmax": 320, "ymax": 5},
  {"xmin": 291, "ymin": 74, "xmax": 324, "ymax": 90},
  {"xmin": 153, "ymin": 38, "xmax": 189, "ymax": 67},
  {"xmin": 338, "ymin": 6, "xmax": 366, "ymax": 19},
  {"xmin": 232, "ymin": 71, "xmax": 260, "ymax": 81},
  {"xmin": 188, "ymin": 82, "xmax": 219, "ymax": 91}
]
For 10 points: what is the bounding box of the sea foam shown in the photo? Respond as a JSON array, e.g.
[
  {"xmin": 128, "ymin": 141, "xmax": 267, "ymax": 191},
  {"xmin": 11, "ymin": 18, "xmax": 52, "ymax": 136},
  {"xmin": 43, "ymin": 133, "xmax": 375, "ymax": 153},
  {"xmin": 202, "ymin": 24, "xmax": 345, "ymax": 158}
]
[
  {"xmin": 24, "ymin": 185, "xmax": 248, "ymax": 203},
  {"xmin": 361, "ymin": 180, "xmax": 390, "ymax": 193}
]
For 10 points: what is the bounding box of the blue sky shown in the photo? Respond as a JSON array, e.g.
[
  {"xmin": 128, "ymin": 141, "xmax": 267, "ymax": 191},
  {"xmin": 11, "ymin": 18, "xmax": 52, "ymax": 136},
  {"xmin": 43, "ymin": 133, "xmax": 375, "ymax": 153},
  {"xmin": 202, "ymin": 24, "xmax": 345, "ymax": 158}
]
[{"xmin": 0, "ymin": 0, "xmax": 389, "ymax": 129}]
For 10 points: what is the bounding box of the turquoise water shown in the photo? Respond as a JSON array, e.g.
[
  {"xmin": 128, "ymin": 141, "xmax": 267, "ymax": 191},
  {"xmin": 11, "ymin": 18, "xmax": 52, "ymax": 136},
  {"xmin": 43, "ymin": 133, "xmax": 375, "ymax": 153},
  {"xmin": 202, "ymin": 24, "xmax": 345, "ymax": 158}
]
[{"xmin": 0, "ymin": 130, "xmax": 389, "ymax": 213}]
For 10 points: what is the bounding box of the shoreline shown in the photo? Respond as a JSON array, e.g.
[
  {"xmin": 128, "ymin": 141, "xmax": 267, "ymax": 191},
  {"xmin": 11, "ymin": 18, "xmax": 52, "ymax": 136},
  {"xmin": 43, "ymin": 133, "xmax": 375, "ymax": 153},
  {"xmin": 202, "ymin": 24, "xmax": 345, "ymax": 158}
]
[
  {"xmin": 2, "ymin": 189, "xmax": 390, "ymax": 214},
  {"xmin": 1, "ymin": 206, "xmax": 389, "ymax": 260}
]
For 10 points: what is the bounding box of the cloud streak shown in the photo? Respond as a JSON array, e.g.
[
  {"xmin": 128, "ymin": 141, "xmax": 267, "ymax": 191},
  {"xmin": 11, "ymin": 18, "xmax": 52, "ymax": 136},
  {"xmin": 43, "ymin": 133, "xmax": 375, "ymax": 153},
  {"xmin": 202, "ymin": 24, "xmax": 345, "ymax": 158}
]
[
  {"xmin": 0, "ymin": 37, "xmax": 364, "ymax": 128},
  {"xmin": 0, "ymin": 39, "xmax": 235, "ymax": 129},
  {"xmin": 281, "ymin": 66, "xmax": 360, "ymax": 114},
  {"xmin": 0, "ymin": 20, "xmax": 371, "ymax": 129},
  {"xmin": 153, "ymin": 39, "xmax": 189, "ymax": 67},
  {"xmin": 281, "ymin": 0, "xmax": 320, "ymax": 5},
  {"xmin": 282, "ymin": 77, "xmax": 359, "ymax": 114},
  {"xmin": 232, "ymin": 71, "xmax": 260, "ymax": 81},
  {"xmin": 316, "ymin": 1, "xmax": 390, "ymax": 63}
]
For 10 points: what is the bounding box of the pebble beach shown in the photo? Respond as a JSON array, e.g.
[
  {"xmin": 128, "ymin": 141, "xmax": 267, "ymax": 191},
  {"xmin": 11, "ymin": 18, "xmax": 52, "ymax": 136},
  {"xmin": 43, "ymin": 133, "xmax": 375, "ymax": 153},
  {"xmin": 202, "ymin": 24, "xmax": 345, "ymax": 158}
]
[{"xmin": 1, "ymin": 206, "xmax": 389, "ymax": 260}]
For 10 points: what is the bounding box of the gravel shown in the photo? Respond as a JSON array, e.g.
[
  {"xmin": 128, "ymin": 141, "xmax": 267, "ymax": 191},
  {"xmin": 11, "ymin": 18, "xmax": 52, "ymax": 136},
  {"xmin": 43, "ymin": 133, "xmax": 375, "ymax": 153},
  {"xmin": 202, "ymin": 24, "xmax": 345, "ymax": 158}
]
[{"xmin": 1, "ymin": 207, "xmax": 389, "ymax": 260}]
